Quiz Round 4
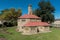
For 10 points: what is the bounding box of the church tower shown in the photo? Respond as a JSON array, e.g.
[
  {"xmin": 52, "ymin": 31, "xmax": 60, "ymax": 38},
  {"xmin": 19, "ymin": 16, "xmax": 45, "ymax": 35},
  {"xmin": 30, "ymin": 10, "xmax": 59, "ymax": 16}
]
[{"xmin": 28, "ymin": 4, "xmax": 32, "ymax": 15}]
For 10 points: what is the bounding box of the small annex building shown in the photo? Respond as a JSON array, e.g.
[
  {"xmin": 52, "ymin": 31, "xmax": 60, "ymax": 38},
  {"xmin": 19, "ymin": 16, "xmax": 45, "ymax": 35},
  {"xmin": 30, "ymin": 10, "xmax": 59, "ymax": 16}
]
[
  {"xmin": 17, "ymin": 5, "xmax": 50, "ymax": 35},
  {"xmin": 52, "ymin": 19, "xmax": 60, "ymax": 28}
]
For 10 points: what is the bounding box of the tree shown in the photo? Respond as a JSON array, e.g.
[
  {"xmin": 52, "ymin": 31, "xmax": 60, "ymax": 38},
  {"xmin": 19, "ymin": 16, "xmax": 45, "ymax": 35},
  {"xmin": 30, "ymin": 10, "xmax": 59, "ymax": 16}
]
[
  {"xmin": 34, "ymin": 0, "xmax": 55, "ymax": 23},
  {"xmin": 0, "ymin": 8, "xmax": 22, "ymax": 26}
]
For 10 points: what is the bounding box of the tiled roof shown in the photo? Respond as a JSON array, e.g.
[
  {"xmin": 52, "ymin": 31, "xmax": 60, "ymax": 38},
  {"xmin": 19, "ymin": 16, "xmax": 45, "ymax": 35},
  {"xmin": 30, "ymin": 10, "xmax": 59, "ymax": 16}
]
[
  {"xmin": 24, "ymin": 21, "xmax": 50, "ymax": 26},
  {"xmin": 18, "ymin": 14, "xmax": 40, "ymax": 19}
]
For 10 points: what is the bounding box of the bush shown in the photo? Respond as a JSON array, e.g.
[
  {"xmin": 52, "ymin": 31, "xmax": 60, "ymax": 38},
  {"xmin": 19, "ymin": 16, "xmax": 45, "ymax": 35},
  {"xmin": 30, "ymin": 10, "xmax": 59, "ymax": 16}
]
[
  {"xmin": 0, "ymin": 24, "xmax": 2, "ymax": 27},
  {"xmin": 0, "ymin": 35, "xmax": 5, "ymax": 38},
  {"xmin": 3, "ymin": 22, "xmax": 14, "ymax": 27}
]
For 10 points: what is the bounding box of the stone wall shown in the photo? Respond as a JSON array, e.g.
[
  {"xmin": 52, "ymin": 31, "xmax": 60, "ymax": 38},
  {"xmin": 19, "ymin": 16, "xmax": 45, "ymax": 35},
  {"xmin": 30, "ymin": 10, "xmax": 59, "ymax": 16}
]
[
  {"xmin": 22, "ymin": 26, "xmax": 50, "ymax": 35},
  {"xmin": 22, "ymin": 26, "xmax": 37, "ymax": 34},
  {"xmin": 17, "ymin": 18, "xmax": 41, "ymax": 32},
  {"xmin": 38, "ymin": 26, "xmax": 50, "ymax": 32},
  {"xmin": 17, "ymin": 19, "xmax": 30, "ymax": 32}
]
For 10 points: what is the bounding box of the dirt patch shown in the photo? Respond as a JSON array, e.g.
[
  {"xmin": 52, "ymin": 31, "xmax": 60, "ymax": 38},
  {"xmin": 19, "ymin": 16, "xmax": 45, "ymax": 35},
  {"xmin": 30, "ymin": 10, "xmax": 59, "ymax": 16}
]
[{"xmin": 0, "ymin": 38, "xmax": 7, "ymax": 40}]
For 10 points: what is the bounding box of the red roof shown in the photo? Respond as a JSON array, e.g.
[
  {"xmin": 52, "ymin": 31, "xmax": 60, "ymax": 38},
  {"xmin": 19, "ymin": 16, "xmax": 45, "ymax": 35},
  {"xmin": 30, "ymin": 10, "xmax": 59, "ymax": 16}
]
[
  {"xmin": 18, "ymin": 14, "xmax": 39, "ymax": 19},
  {"xmin": 24, "ymin": 22, "xmax": 50, "ymax": 26}
]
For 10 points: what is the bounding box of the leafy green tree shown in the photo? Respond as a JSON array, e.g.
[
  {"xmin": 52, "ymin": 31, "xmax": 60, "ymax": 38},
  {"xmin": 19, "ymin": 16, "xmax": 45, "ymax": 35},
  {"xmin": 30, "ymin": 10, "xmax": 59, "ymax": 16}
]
[
  {"xmin": 34, "ymin": 0, "xmax": 55, "ymax": 23},
  {"xmin": 0, "ymin": 8, "xmax": 22, "ymax": 26}
]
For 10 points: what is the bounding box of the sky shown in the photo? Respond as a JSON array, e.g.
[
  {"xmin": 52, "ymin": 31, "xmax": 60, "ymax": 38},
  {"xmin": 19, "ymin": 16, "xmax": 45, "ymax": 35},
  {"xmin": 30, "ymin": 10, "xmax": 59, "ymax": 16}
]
[{"xmin": 0, "ymin": 0, "xmax": 60, "ymax": 19}]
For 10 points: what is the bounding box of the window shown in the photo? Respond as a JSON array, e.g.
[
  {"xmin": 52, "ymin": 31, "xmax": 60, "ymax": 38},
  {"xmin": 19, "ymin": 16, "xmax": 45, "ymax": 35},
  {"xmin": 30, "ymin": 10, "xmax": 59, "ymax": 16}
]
[
  {"xmin": 31, "ymin": 26, "xmax": 36, "ymax": 30},
  {"xmin": 25, "ymin": 27, "xmax": 29, "ymax": 30},
  {"xmin": 22, "ymin": 26, "xmax": 25, "ymax": 29},
  {"xmin": 30, "ymin": 19, "xmax": 37, "ymax": 22},
  {"xmin": 22, "ymin": 19, "xmax": 26, "ymax": 22},
  {"xmin": 44, "ymin": 26, "xmax": 48, "ymax": 29}
]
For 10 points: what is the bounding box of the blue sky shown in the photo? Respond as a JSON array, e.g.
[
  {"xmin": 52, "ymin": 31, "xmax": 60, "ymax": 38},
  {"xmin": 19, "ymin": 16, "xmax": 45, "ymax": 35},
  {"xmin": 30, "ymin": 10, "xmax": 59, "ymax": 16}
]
[{"xmin": 0, "ymin": 0, "xmax": 60, "ymax": 19}]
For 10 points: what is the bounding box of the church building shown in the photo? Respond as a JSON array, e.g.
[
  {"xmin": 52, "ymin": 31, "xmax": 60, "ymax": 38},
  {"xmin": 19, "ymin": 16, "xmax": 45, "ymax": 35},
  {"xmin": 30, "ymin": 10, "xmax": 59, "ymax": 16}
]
[{"xmin": 17, "ymin": 5, "xmax": 51, "ymax": 35}]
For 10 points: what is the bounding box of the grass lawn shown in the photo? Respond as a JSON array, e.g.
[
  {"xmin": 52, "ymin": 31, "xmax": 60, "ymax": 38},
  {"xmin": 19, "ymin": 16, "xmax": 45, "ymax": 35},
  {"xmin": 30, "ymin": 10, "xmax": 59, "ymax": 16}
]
[{"xmin": 0, "ymin": 27, "xmax": 60, "ymax": 40}]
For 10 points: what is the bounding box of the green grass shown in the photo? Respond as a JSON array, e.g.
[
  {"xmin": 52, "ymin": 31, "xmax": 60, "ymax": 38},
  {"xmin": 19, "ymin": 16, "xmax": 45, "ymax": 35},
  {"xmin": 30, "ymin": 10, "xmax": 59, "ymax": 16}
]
[{"xmin": 0, "ymin": 27, "xmax": 60, "ymax": 40}]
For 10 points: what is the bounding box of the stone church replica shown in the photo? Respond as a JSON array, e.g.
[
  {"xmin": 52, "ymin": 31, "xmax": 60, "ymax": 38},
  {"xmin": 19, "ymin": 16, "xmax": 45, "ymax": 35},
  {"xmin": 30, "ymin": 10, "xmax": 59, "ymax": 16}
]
[{"xmin": 17, "ymin": 5, "xmax": 50, "ymax": 35}]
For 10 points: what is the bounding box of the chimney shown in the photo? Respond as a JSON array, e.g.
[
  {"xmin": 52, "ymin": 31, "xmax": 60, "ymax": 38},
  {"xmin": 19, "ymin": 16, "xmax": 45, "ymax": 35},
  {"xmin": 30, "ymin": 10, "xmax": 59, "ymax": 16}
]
[{"xmin": 28, "ymin": 4, "xmax": 32, "ymax": 15}]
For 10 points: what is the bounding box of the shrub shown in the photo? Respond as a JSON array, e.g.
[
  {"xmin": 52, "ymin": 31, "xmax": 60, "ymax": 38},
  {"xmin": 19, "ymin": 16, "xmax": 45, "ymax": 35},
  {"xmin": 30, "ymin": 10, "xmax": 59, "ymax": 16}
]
[{"xmin": 0, "ymin": 24, "xmax": 2, "ymax": 27}]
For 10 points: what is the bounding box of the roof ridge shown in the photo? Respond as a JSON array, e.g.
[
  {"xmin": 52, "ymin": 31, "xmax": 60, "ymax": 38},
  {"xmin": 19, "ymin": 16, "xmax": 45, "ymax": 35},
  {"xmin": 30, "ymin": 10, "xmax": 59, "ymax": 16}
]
[{"xmin": 18, "ymin": 14, "xmax": 40, "ymax": 19}]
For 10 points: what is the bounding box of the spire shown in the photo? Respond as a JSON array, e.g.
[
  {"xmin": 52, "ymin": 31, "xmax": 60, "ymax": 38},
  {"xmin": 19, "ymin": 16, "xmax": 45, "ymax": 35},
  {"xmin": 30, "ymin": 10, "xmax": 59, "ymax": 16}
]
[{"xmin": 28, "ymin": 4, "xmax": 32, "ymax": 15}]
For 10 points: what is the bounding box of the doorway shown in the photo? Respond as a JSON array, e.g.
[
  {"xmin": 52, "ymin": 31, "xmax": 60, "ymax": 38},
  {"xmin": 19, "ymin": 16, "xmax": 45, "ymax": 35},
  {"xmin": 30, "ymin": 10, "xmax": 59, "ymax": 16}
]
[{"xmin": 37, "ymin": 28, "xmax": 39, "ymax": 33}]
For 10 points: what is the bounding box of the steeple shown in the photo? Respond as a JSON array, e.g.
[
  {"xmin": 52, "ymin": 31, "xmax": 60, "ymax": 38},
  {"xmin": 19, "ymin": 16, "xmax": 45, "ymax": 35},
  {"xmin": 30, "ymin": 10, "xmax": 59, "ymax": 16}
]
[{"xmin": 28, "ymin": 4, "xmax": 32, "ymax": 15}]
